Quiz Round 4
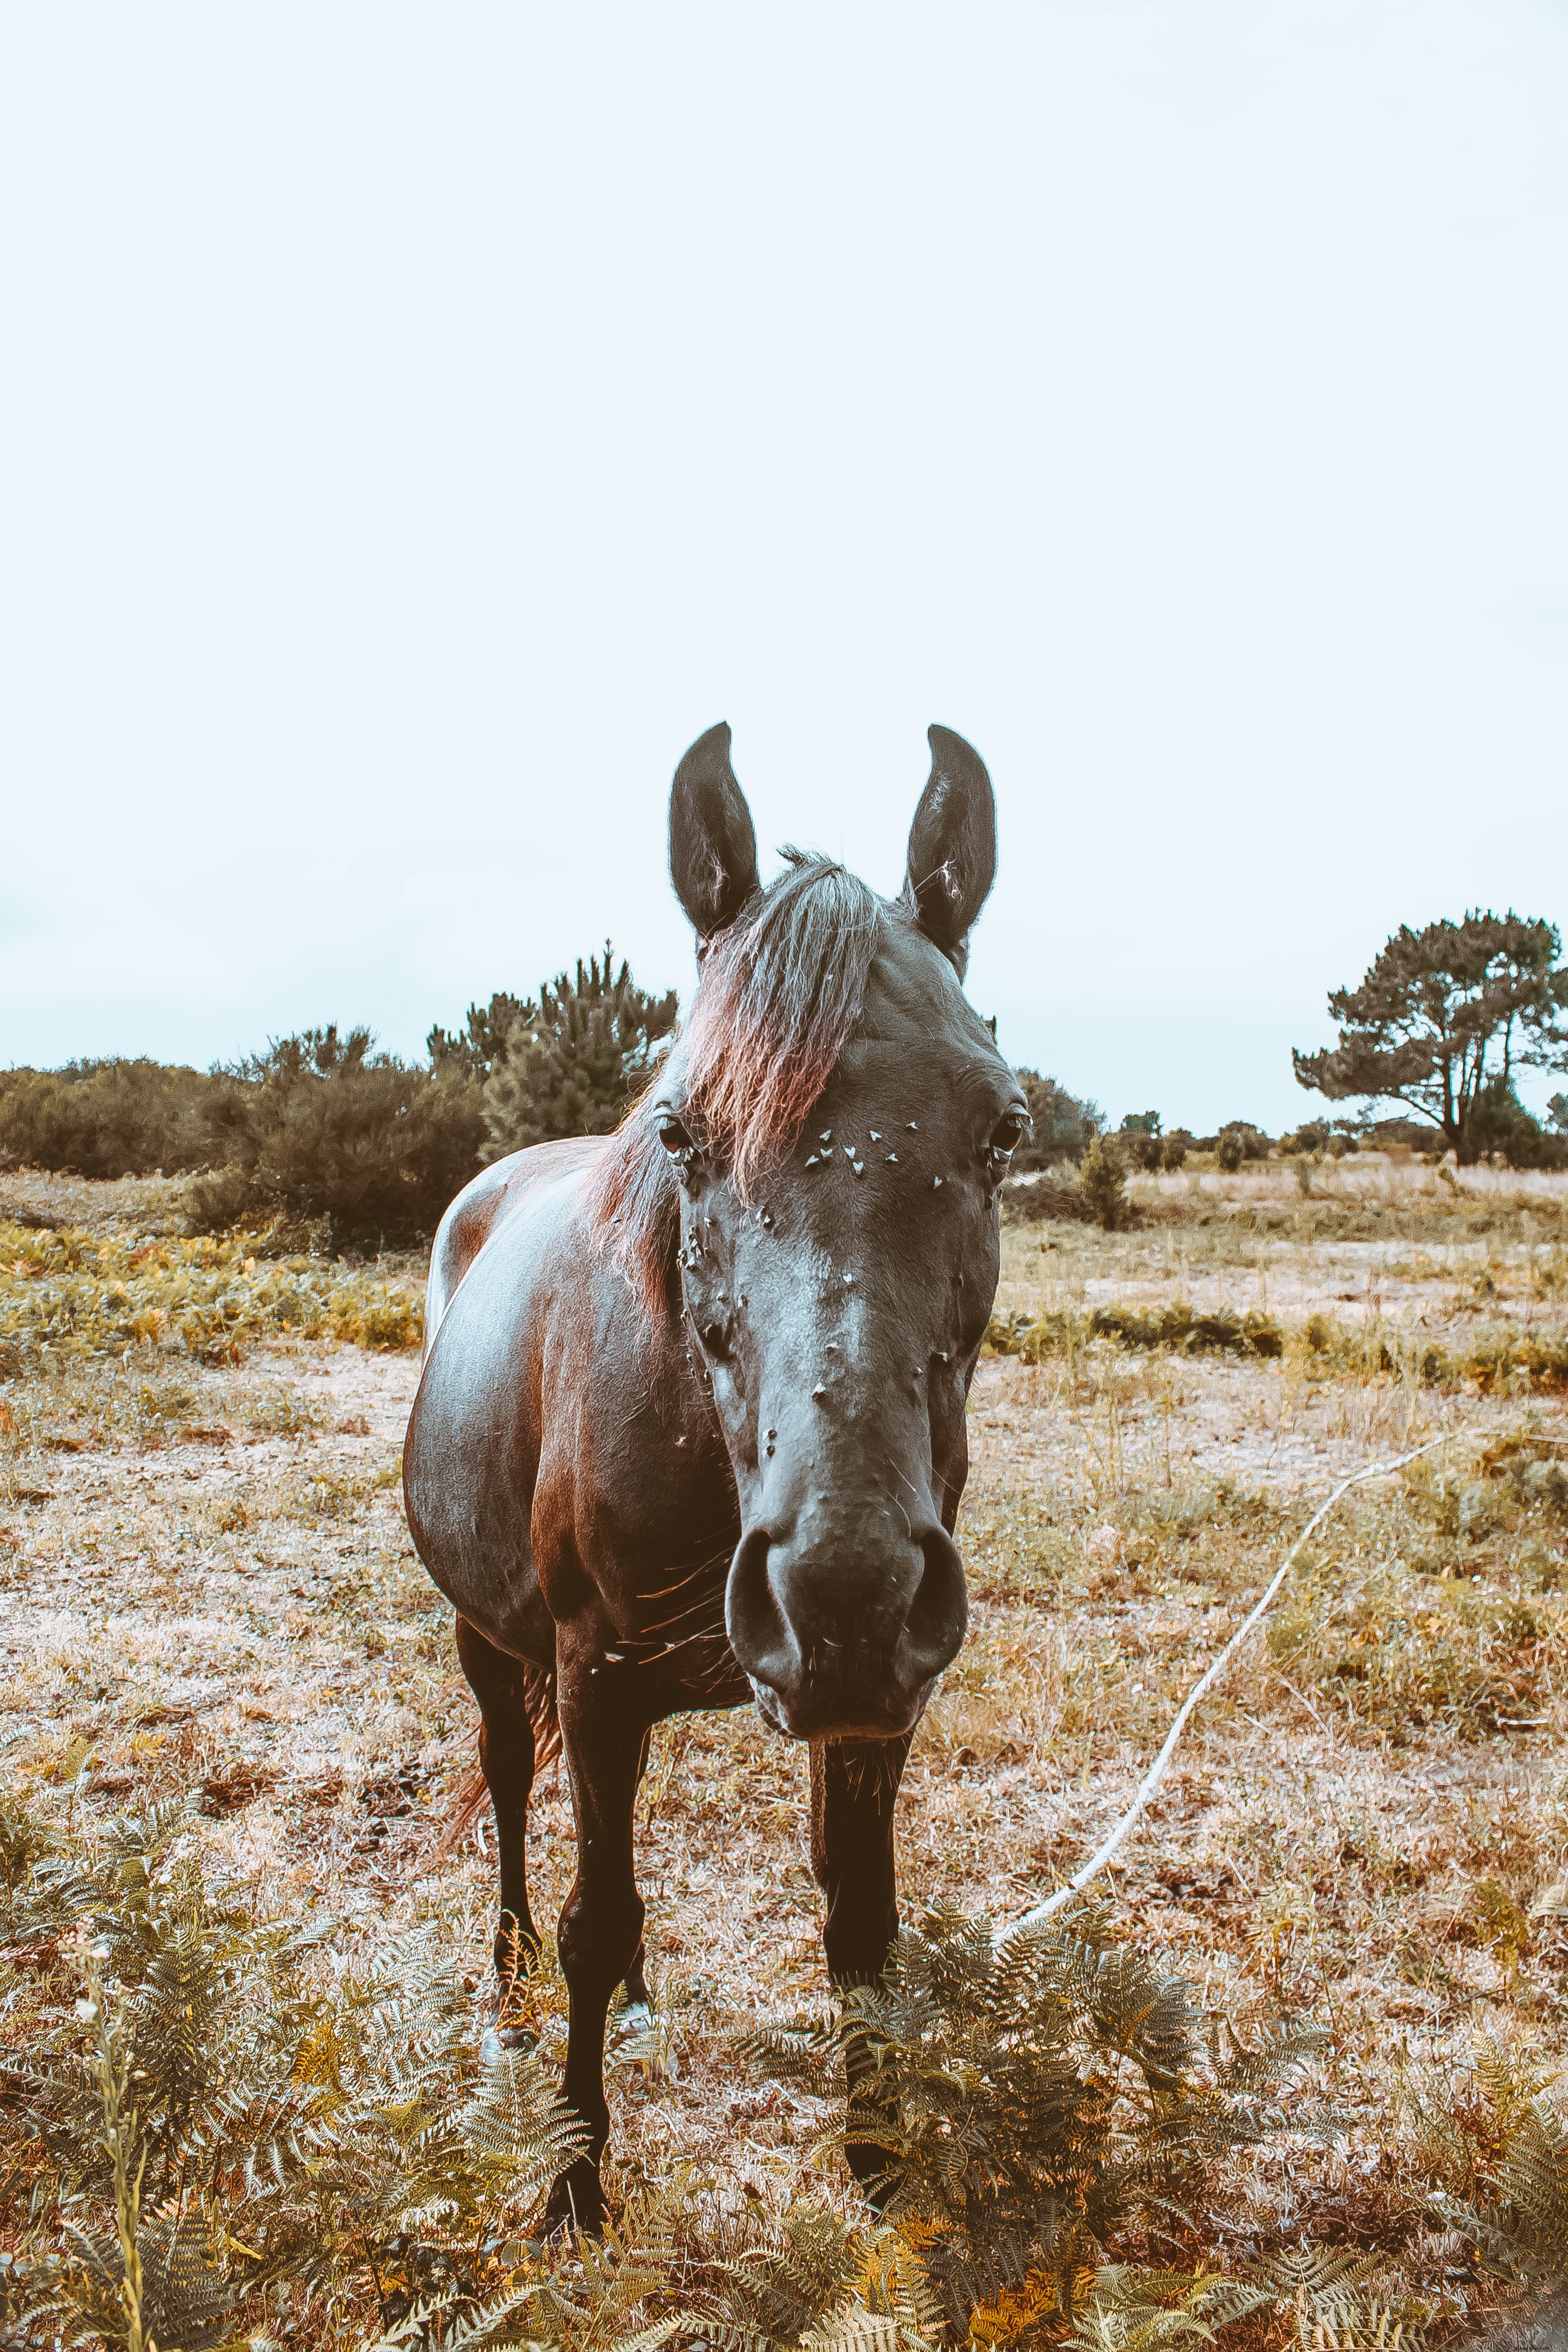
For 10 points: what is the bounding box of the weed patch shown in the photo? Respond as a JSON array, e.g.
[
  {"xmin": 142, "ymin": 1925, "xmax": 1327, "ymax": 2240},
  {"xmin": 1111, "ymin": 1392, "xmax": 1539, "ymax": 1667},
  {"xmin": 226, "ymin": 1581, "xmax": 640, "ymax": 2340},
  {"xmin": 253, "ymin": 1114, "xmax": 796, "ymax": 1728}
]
[{"xmin": 0, "ymin": 1220, "xmax": 421, "ymax": 1373}]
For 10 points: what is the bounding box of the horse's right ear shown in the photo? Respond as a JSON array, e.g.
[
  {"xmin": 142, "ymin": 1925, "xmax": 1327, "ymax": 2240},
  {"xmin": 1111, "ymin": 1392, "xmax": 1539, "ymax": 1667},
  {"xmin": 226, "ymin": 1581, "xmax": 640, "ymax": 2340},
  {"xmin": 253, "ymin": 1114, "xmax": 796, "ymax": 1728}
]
[{"xmin": 669, "ymin": 722, "xmax": 761, "ymax": 939}]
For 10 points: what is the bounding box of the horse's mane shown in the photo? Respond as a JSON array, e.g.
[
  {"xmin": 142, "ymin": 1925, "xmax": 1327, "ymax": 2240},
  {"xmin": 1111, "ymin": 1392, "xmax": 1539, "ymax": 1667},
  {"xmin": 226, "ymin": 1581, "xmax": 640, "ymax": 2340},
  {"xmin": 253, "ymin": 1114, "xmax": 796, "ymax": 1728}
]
[{"xmin": 591, "ymin": 854, "xmax": 883, "ymax": 1317}]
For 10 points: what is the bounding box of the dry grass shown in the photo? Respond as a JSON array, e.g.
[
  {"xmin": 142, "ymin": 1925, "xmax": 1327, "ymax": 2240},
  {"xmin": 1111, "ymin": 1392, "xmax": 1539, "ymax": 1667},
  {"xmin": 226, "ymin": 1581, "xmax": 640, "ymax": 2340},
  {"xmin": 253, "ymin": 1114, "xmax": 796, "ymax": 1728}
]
[{"xmin": 4, "ymin": 1162, "xmax": 1568, "ymax": 2336}]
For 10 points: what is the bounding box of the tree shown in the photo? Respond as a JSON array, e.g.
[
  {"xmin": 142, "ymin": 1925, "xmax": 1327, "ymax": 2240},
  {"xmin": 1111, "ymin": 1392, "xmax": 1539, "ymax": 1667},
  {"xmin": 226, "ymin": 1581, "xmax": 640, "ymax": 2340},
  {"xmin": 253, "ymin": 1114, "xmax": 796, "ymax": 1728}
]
[
  {"xmin": 1012, "ymin": 1072, "xmax": 1101, "ymax": 1171},
  {"xmin": 1293, "ymin": 912, "xmax": 1568, "ymax": 1163},
  {"xmin": 481, "ymin": 946, "xmax": 678, "ymax": 1162},
  {"xmin": 427, "ymin": 993, "xmax": 537, "ymax": 1081}
]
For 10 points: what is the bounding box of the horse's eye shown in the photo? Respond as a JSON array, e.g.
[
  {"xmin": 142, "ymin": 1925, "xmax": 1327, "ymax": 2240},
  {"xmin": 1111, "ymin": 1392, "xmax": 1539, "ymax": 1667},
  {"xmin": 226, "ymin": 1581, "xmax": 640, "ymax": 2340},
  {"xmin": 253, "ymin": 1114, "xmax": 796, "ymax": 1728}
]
[
  {"xmin": 656, "ymin": 1114, "xmax": 696, "ymax": 1160},
  {"xmin": 990, "ymin": 1110, "xmax": 1030, "ymax": 1159}
]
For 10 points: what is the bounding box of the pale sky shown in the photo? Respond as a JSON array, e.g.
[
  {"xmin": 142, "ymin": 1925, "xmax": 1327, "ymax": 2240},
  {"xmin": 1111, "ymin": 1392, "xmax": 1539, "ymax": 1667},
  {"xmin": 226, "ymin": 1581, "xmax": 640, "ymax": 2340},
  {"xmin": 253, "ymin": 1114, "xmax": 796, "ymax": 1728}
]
[{"xmin": 3, "ymin": 2, "xmax": 1566, "ymax": 1132}]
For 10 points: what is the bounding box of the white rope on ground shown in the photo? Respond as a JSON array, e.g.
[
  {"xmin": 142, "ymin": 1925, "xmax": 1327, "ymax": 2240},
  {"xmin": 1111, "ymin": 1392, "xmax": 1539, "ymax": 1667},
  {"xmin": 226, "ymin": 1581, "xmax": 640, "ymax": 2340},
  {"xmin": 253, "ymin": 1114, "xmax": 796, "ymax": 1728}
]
[{"xmin": 1000, "ymin": 1424, "xmax": 1501, "ymax": 1941}]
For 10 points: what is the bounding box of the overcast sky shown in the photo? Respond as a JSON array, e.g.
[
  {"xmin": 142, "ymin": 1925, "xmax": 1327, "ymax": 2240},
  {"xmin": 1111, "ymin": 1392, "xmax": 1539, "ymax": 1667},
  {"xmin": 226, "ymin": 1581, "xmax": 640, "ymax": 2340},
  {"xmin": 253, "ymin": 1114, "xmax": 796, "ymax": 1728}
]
[{"xmin": 3, "ymin": 1, "xmax": 1565, "ymax": 1131}]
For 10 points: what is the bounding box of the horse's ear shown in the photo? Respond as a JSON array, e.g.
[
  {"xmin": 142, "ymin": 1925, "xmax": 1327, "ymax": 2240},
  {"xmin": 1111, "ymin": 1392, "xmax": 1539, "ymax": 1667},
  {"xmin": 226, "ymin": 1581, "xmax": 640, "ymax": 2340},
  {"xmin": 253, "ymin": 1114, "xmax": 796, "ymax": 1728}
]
[
  {"xmin": 902, "ymin": 725, "xmax": 997, "ymax": 973},
  {"xmin": 669, "ymin": 722, "xmax": 761, "ymax": 940}
]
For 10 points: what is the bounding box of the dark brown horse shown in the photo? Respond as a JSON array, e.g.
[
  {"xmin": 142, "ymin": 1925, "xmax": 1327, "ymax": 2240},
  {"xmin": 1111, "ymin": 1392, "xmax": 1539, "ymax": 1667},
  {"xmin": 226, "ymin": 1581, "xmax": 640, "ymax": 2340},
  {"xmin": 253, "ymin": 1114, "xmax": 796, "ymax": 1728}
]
[{"xmin": 403, "ymin": 722, "xmax": 1027, "ymax": 2230}]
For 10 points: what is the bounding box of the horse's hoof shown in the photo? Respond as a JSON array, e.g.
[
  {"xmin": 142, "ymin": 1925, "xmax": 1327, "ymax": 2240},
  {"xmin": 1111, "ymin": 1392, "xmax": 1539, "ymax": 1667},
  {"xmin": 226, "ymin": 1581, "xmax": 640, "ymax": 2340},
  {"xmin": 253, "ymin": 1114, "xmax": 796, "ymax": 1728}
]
[
  {"xmin": 544, "ymin": 2158, "xmax": 606, "ymax": 2239},
  {"xmin": 480, "ymin": 2023, "xmax": 538, "ymax": 2064}
]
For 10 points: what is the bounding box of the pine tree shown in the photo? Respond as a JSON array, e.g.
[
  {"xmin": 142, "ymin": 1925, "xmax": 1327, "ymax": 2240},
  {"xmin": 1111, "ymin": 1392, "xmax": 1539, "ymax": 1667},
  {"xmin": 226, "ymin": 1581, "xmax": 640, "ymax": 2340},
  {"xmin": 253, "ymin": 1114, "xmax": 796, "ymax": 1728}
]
[
  {"xmin": 427, "ymin": 993, "xmax": 538, "ymax": 1081},
  {"xmin": 481, "ymin": 947, "xmax": 679, "ymax": 1162},
  {"xmin": 1293, "ymin": 913, "xmax": 1568, "ymax": 1162}
]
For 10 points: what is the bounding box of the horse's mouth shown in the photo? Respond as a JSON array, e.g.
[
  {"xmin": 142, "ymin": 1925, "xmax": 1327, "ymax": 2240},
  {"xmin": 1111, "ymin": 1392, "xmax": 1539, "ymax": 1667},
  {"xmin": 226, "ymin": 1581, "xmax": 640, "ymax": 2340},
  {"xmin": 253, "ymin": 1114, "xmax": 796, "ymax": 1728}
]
[{"xmin": 747, "ymin": 1673, "xmax": 935, "ymax": 1744}]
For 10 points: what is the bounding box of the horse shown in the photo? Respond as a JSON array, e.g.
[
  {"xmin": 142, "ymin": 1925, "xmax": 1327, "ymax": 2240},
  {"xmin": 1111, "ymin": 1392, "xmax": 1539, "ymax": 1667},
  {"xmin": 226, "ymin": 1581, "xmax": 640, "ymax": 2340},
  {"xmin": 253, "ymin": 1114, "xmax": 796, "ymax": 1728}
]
[{"xmin": 403, "ymin": 721, "xmax": 1028, "ymax": 2232}]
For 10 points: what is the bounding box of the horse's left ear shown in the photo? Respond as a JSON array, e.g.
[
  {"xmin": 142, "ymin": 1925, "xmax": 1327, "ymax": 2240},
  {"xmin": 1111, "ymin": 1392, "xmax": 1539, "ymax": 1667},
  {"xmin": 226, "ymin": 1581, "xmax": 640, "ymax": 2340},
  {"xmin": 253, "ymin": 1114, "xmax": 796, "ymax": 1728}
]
[
  {"xmin": 902, "ymin": 725, "xmax": 997, "ymax": 974},
  {"xmin": 669, "ymin": 722, "xmax": 762, "ymax": 940}
]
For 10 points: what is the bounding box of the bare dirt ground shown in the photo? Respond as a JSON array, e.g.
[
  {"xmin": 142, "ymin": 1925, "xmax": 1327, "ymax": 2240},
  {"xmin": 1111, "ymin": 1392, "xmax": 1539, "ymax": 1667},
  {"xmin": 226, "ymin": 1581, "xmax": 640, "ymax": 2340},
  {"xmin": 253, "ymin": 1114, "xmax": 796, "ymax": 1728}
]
[{"xmin": 4, "ymin": 1159, "xmax": 1568, "ymax": 2306}]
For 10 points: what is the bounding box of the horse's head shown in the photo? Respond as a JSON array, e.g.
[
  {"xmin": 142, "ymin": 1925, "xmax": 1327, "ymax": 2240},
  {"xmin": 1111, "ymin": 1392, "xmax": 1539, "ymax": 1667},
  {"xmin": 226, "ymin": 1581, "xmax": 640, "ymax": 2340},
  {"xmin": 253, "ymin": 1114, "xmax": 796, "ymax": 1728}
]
[{"xmin": 650, "ymin": 723, "xmax": 1027, "ymax": 1741}]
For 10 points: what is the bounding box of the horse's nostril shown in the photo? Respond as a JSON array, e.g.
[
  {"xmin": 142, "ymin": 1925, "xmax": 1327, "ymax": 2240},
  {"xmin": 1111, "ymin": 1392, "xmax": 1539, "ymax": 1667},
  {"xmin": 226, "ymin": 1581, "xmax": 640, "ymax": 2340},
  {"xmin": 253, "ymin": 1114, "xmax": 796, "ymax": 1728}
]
[
  {"xmin": 725, "ymin": 1525, "xmax": 794, "ymax": 1693},
  {"xmin": 901, "ymin": 1528, "xmax": 968, "ymax": 1681}
]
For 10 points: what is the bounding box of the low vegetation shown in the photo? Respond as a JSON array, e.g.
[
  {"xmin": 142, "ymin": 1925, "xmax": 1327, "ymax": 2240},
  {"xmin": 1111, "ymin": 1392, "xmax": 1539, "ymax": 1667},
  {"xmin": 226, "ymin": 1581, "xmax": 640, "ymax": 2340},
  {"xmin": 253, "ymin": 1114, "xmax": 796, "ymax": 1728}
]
[
  {"xmin": 0, "ymin": 1218, "xmax": 422, "ymax": 1378},
  {"xmin": 3, "ymin": 1151, "xmax": 1568, "ymax": 2346},
  {"xmin": 5, "ymin": 1786, "xmax": 1552, "ymax": 2352}
]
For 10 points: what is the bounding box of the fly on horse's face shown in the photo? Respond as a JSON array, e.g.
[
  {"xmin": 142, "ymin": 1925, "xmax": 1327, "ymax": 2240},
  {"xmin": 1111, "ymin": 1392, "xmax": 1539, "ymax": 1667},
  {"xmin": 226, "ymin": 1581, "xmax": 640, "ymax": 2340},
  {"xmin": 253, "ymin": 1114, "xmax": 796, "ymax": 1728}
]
[{"xmin": 653, "ymin": 728, "xmax": 1028, "ymax": 1742}]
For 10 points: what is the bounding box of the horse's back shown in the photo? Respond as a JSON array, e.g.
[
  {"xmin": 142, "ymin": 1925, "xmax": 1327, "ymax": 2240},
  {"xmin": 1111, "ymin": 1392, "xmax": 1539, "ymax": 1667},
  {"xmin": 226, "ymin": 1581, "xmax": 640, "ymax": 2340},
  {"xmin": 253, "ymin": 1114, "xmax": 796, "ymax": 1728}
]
[{"xmin": 424, "ymin": 1137, "xmax": 606, "ymax": 1351}]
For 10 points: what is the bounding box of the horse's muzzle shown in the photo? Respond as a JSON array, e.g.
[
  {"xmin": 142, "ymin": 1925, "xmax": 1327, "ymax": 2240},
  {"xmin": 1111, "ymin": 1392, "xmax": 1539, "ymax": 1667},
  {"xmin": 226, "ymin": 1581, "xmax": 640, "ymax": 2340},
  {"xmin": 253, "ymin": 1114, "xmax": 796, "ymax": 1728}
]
[{"xmin": 724, "ymin": 1522, "xmax": 968, "ymax": 1739}]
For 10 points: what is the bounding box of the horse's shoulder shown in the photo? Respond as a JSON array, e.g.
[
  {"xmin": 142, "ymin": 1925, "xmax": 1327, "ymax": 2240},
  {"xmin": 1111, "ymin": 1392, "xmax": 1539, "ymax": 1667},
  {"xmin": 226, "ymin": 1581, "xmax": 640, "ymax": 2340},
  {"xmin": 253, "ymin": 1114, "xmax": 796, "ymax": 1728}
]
[{"xmin": 425, "ymin": 1137, "xmax": 607, "ymax": 1346}]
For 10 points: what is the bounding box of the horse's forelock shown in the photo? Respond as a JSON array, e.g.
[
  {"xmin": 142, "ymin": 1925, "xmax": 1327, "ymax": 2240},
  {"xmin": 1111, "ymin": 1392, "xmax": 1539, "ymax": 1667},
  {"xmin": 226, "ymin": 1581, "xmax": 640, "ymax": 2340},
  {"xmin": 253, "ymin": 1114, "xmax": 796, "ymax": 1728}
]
[
  {"xmin": 590, "ymin": 856, "xmax": 882, "ymax": 1315},
  {"xmin": 683, "ymin": 856, "xmax": 881, "ymax": 1197}
]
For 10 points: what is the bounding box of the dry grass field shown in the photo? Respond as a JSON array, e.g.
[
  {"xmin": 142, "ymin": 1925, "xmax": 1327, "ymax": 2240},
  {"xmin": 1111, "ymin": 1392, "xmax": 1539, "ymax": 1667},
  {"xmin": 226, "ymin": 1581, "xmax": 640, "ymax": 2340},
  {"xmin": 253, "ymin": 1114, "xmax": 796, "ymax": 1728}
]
[{"xmin": 4, "ymin": 1154, "xmax": 1568, "ymax": 2342}]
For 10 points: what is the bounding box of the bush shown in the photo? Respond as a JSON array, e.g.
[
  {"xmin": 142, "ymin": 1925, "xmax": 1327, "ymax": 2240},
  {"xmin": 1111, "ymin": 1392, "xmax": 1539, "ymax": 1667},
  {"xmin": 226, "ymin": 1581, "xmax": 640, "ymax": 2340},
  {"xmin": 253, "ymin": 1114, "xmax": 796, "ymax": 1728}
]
[
  {"xmin": 1002, "ymin": 1174, "xmax": 1096, "ymax": 1226},
  {"xmin": 0, "ymin": 1796, "xmax": 582, "ymax": 2352},
  {"xmin": 1013, "ymin": 1072, "xmax": 1100, "ymax": 1171},
  {"xmin": 481, "ymin": 947, "xmax": 678, "ymax": 1163},
  {"xmin": 988, "ymin": 1300, "xmax": 1283, "ymax": 1362},
  {"xmin": 1215, "ymin": 1121, "xmax": 1269, "ymax": 1171},
  {"xmin": 1468, "ymin": 1077, "xmax": 1568, "ymax": 1170},
  {"xmin": 1161, "ymin": 1127, "xmax": 1194, "ymax": 1171},
  {"xmin": 0, "ymin": 1061, "xmax": 234, "ymax": 1179},
  {"xmin": 187, "ymin": 1028, "xmax": 485, "ymax": 1250},
  {"xmin": 1078, "ymin": 1131, "xmax": 1132, "ymax": 1230}
]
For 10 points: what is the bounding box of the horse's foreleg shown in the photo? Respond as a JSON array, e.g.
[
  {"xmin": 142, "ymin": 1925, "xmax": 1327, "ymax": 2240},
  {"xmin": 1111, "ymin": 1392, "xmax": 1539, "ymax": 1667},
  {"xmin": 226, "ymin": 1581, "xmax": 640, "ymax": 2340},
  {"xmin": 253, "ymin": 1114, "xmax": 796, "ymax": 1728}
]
[
  {"xmin": 454, "ymin": 1616, "xmax": 541, "ymax": 2019},
  {"xmin": 547, "ymin": 1663, "xmax": 649, "ymax": 2235},
  {"xmin": 618, "ymin": 1725, "xmax": 655, "ymax": 2019},
  {"xmin": 809, "ymin": 1732, "xmax": 913, "ymax": 2202}
]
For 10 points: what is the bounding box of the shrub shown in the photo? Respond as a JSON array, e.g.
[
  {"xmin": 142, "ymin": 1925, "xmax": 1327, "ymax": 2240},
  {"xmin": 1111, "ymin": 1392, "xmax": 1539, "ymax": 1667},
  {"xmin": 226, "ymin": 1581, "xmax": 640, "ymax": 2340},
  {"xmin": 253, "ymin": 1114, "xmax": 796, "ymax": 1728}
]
[
  {"xmin": 1013, "ymin": 1073, "xmax": 1101, "ymax": 1171},
  {"xmin": 188, "ymin": 1027, "xmax": 485, "ymax": 1249},
  {"xmin": 481, "ymin": 947, "xmax": 678, "ymax": 1163},
  {"xmin": 1216, "ymin": 1122, "xmax": 1268, "ymax": 1171},
  {"xmin": 1002, "ymin": 1174, "xmax": 1096, "ymax": 1226},
  {"xmin": 0, "ymin": 1061, "xmax": 234, "ymax": 1179},
  {"xmin": 1468, "ymin": 1077, "xmax": 1568, "ymax": 1170},
  {"xmin": 1119, "ymin": 1115, "xmax": 1165, "ymax": 1172},
  {"xmin": 988, "ymin": 1301, "xmax": 1283, "ymax": 1361},
  {"xmin": 0, "ymin": 1796, "xmax": 1441, "ymax": 2351},
  {"xmin": 1161, "ymin": 1128, "xmax": 1193, "ymax": 1172},
  {"xmin": 1078, "ymin": 1132, "xmax": 1132, "ymax": 1230}
]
